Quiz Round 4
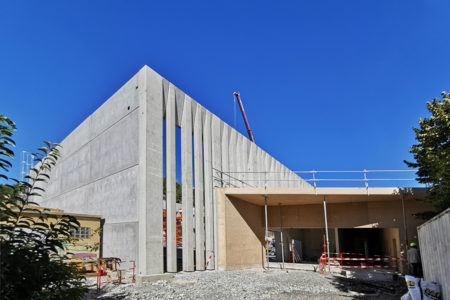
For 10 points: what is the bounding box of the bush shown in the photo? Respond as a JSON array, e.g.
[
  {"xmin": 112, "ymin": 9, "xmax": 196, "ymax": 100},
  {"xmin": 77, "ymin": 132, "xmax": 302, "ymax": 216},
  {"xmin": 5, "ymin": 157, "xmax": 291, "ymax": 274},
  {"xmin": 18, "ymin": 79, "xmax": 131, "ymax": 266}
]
[{"xmin": 0, "ymin": 115, "xmax": 88, "ymax": 300}]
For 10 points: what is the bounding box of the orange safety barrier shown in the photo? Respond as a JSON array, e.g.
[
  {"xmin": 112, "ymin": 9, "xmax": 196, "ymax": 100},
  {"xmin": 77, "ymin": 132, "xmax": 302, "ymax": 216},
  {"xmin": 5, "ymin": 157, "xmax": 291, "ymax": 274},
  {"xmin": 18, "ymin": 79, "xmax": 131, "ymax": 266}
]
[
  {"xmin": 163, "ymin": 210, "xmax": 183, "ymax": 246},
  {"xmin": 319, "ymin": 252, "xmax": 407, "ymax": 274},
  {"xmin": 205, "ymin": 250, "xmax": 214, "ymax": 267},
  {"xmin": 94, "ymin": 260, "xmax": 136, "ymax": 292}
]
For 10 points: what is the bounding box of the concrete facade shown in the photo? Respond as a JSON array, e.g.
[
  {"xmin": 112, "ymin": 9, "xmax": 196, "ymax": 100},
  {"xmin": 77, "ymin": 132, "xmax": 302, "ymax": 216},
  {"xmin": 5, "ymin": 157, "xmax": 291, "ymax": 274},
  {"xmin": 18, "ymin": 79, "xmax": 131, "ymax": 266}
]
[{"xmin": 37, "ymin": 66, "xmax": 307, "ymax": 276}]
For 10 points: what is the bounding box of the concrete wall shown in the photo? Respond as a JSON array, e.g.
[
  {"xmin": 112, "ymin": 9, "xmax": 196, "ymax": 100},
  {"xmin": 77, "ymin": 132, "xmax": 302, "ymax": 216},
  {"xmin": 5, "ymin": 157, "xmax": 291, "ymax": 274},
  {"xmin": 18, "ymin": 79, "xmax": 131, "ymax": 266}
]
[
  {"xmin": 37, "ymin": 65, "xmax": 306, "ymax": 276},
  {"xmin": 418, "ymin": 208, "xmax": 450, "ymax": 299},
  {"xmin": 38, "ymin": 73, "xmax": 140, "ymax": 266},
  {"xmin": 217, "ymin": 190, "xmax": 265, "ymax": 270}
]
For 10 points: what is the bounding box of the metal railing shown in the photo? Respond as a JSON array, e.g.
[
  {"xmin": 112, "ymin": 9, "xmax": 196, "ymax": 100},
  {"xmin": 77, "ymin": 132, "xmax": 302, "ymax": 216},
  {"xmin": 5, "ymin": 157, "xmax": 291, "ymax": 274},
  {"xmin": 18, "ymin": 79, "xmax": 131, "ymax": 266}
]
[{"xmin": 212, "ymin": 168, "xmax": 419, "ymax": 191}]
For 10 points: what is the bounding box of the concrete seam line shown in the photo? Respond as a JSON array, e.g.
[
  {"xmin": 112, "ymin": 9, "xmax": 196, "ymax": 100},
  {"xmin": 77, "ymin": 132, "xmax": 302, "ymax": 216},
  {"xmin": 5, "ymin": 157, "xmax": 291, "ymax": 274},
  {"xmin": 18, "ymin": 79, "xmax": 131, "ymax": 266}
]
[
  {"xmin": 58, "ymin": 106, "xmax": 140, "ymax": 164},
  {"xmin": 39, "ymin": 163, "xmax": 139, "ymax": 202}
]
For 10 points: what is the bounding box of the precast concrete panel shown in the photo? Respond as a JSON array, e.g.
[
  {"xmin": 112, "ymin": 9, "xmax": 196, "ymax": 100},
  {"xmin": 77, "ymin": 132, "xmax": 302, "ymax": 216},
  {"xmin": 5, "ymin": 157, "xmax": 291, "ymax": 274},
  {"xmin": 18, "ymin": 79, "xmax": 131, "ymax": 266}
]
[
  {"xmin": 241, "ymin": 136, "xmax": 249, "ymax": 186},
  {"xmin": 235, "ymin": 134, "xmax": 243, "ymax": 187},
  {"xmin": 181, "ymin": 96, "xmax": 194, "ymax": 271},
  {"xmin": 221, "ymin": 125, "xmax": 230, "ymax": 187},
  {"xmin": 203, "ymin": 111, "xmax": 214, "ymax": 270},
  {"xmin": 210, "ymin": 115, "xmax": 222, "ymax": 269},
  {"xmin": 138, "ymin": 67, "xmax": 164, "ymax": 275},
  {"xmin": 193, "ymin": 104, "xmax": 205, "ymax": 271},
  {"xmin": 246, "ymin": 142, "xmax": 254, "ymax": 186},
  {"xmin": 228, "ymin": 129, "xmax": 237, "ymax": 187},
  {"xmin": 165, "ymin": 84, "xmax": 177, "ymax": 273}
]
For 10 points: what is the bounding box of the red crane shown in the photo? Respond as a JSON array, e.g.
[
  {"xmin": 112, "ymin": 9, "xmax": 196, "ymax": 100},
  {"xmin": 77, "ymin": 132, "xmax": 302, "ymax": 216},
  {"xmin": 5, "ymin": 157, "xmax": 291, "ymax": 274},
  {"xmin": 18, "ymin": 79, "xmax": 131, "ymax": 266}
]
[{"xmin": 233, "ymin": 92, "xmax": 255, "ymax": 143}]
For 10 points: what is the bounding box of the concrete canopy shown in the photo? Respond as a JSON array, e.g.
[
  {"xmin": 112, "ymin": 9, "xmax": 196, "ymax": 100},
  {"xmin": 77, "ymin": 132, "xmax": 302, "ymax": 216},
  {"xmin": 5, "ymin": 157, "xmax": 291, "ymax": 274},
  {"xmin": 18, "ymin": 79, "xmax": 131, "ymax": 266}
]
[{"xmin": 224, "ymin": 187, "xmax": 427, "ymax": 206}]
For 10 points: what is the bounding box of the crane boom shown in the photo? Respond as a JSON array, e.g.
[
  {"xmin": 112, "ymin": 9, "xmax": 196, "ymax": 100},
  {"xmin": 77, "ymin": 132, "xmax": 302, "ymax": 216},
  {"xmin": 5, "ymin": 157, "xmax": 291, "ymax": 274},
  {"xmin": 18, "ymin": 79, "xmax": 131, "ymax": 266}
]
[{"xmin": 233, "ymin": 92, "xmax": 255, "ymax": 143}]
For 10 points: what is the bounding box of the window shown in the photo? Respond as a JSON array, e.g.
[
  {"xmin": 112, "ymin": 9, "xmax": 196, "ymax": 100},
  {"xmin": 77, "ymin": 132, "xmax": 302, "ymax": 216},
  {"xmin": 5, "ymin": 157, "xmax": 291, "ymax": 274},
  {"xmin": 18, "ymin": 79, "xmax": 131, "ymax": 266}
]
[{"xmin": 70, "ymin": 227, "xmax": 91, "ymax": 239}]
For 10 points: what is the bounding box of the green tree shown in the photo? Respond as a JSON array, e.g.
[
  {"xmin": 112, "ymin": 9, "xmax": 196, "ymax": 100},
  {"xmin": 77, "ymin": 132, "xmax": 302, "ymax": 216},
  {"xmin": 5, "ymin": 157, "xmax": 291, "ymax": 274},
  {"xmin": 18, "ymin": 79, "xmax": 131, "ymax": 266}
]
[
  {"xmin": 404, "ymin": 91, "xmax": 450, "ymax": 219},
  {"xmin": 0, "ymin": 115, "xmax": 87, "ymax": 300},
  {"xmin": 162, "ymin": 177, "xmax": 182, "ymax": 203}
]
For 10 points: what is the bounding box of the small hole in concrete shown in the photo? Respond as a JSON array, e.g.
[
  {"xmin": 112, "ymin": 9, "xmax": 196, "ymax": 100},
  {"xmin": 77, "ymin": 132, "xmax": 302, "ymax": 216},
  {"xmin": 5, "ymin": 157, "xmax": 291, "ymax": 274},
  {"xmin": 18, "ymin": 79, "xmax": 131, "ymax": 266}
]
[
  {"xmin": 136, "ymin": 86, "xmax": 138, "ymax": 89},
  {"xmin": 128, "ymin": 106, "xmax": 130, "ymax": 110}
]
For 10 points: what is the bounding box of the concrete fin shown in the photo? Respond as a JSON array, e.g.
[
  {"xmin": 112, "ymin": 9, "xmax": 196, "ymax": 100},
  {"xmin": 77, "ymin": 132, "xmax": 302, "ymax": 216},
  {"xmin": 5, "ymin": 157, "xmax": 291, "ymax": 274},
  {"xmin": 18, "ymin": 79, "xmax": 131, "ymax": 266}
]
[
  {"xmin": 181, "ymin": 95, "xmax": 194, "ymax": 271},
  {"xmin": 165, "ymin": 83, "xmax": 177, "ymax": 273},
  {"xmin": 194, "ymin": 105, "xmax": 205, "ymax": 270}
]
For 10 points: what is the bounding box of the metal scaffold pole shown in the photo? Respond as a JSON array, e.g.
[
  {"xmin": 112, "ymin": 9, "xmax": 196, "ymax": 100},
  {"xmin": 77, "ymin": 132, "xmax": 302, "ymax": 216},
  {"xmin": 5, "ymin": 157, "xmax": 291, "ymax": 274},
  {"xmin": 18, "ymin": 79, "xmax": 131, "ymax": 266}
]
[
  {"xmin": 279, "ymin": 203, "xmax": 285, "ymax": 269},
  {"xmin": 264, "ymin": 195, "xmax": 269, "ymax": 269},
  {"xmin": 323, "ymin": 196, "xmax": 330, "ymax": 259}
]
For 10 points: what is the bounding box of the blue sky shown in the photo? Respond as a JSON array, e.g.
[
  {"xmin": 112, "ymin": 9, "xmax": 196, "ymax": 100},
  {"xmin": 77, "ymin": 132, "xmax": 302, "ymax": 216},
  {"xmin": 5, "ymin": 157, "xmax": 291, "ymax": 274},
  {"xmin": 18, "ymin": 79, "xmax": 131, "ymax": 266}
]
[{"xmin": 1, "ymin": 1, "xmax": 449, "ymax": 186}]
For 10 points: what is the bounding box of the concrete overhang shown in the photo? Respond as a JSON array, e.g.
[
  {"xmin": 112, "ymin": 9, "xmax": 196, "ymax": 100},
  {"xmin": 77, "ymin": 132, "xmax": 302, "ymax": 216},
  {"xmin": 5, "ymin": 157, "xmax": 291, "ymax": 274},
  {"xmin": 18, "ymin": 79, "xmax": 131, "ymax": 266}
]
[{"xmin": 222, "ymin": 187, "xmax": 427, "ymax": 206}]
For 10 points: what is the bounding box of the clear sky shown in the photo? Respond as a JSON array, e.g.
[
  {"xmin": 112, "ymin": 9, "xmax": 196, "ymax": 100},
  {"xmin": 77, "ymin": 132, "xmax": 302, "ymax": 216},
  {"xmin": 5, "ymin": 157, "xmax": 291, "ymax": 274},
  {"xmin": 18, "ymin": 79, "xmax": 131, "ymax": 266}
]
[{"xmin": 1, "ymin": 1, "xmax": 449, "ymax": 186}]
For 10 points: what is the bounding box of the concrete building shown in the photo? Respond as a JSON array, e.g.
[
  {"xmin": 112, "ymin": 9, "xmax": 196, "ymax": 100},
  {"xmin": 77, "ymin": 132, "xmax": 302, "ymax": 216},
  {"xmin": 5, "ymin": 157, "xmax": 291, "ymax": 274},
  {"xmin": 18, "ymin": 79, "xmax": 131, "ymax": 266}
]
[
  {"xmin": 36, "ymin": 66, "xmax": 308, "ymax": 278},
  {"xmin": 37, "ymin": 65, "xmax": 429, "ymax": 277}
]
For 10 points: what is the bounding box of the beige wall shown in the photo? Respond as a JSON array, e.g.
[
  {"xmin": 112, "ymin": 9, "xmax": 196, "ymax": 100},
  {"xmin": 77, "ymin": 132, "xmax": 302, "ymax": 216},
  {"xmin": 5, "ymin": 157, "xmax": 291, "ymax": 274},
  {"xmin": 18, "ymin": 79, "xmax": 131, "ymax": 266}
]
[
  {"xmin": 217, "ymin": 190, "xmax": 265, "ymax": 270},
  {"xmin": 217, "ymin": 189, "xmax": 430, "ymax": 270},
  {"xmin": 267, "ymin": 198, "xmax": 429, "ymax": 253},
  {"xmin": 22, "ymin": 209, "xmax": 103, "ymax": 259}
]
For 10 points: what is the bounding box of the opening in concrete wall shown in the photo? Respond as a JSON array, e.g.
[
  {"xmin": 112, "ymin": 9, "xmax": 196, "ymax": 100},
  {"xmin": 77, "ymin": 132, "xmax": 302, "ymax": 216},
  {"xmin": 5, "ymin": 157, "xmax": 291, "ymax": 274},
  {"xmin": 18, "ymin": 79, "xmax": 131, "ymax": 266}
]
[{"xmin": 269, "ymin": 228, "xmax": 401, "ymax": 267}]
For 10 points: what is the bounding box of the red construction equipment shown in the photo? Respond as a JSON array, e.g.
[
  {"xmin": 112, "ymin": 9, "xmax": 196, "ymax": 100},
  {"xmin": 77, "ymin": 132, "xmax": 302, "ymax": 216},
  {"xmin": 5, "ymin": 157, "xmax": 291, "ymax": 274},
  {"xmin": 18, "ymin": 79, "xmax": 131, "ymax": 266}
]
[
  {"xmin": 233, "ymin": 92, "xmax": 255, "ymax": 143},
  {"xmin": 163, "ymin": 210, "xmax": 182, "ymax": 246}
]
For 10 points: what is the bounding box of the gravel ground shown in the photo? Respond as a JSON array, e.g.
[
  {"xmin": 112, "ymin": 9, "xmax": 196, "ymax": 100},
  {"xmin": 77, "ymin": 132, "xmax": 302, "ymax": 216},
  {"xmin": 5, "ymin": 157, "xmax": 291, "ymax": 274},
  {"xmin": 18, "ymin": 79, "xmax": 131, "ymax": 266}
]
[{"xmin": 84, "ymin": 269, "xmax": 406, "ymax": 300}]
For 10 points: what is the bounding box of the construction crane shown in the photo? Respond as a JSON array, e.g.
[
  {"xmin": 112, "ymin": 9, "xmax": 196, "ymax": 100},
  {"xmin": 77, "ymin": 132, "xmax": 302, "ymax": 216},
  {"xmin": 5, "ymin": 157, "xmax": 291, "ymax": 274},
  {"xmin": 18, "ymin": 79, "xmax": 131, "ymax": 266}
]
[{"xmin": 233, "ymin": 92, "xmax": 255, "ymax": 143}]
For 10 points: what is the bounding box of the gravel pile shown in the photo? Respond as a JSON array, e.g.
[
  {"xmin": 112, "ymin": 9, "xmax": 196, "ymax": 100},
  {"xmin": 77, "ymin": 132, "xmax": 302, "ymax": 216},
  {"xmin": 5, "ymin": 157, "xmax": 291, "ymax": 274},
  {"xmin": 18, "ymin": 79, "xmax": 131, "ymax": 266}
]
[{"xmin": 84, "ymin": 269, "xmax": 406, "ymax": 300}]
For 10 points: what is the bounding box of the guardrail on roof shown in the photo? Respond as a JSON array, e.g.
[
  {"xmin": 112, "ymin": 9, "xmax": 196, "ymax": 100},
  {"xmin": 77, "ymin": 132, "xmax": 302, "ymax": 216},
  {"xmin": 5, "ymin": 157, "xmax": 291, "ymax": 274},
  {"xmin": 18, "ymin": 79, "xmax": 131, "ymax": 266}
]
[{"xmin": 213, "ymin": 169, "xmax": 420, "ymax": 191}]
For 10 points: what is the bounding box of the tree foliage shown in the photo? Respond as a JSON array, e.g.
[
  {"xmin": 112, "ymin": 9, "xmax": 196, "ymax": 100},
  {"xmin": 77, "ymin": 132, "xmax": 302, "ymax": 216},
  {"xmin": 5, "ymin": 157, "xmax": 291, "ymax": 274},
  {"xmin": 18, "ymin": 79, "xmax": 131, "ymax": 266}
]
[
  {"xmin": 0, "ymin": 115, "xmax": 87, "ymax": 299},
  {"xmin": 404, "ymin": 92, "xmax": 450, "ymax": 218},
  {"xmin": 162, "ymin": 177, "xmax": 182, "ymax": 203}
]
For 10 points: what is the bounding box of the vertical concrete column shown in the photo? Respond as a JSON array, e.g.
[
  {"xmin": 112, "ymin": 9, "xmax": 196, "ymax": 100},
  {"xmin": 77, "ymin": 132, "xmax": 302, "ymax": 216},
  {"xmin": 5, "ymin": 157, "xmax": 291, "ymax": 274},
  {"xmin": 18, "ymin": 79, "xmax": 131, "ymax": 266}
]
[
  {"xmin": 267, "ymin": 157, "xmax": 274, "ymax": 188},
  {"xmin": 263, "ymin": 152, "xmax": 270, "ymax": 188},
  {"xmin": 221, "ymin": 125, "xmax": 230, "ymax": 187},
  {"xmin": 181, "ymin": 96, "xmax": 194, "ymax": 271},
  {"xmin": 165, "ymin": 84, "xmax": 177, "ymax": 273},
  {"xmin": 241, "ymin": 137, "xmax": 248, "ymax": 186},
  {"xmin": 137, "ymin": 66, "xmax": 164, "ymax": 275},
  {"xmin": 203, "ymin": 111, "xmax": 214, "ymax": 270},
  {"xmin": 210, "ymin": 116, "xmax": 222, "ymax": 269},
  {"xmin": 254, "ymin": 147, "xmax": 261, "ymax": 187},
  {"xmin": 284, "ymin": 170, "xmax": 289, "ymax": 188},
  {"xmin": 235, "ymin": 134, "xmax": 243, "ymax": 186},
  {"xmin": 258, "ymin": 148, "xmax": 264, "ymax": 186},
  {"xmin": 252, "ymin": 146, "xmax": 258, "ymax": 187},
  {"xmin": 247, "ymin": 142, "xmax": 254, "ymax": 186},
  {"xmin": 228, "ymin": 129, "xmax": 237, "ymax": 186},
  {"xmin": 276, "ymin": 161, "xmax": 282, "ymax": 187},
  {"xmin": 193, "ymin": 104, "xmax": 205, "ymax": 271},
  {"xmin": 283, "ymin": 166, "xmax": 288, "ymax": 187}
]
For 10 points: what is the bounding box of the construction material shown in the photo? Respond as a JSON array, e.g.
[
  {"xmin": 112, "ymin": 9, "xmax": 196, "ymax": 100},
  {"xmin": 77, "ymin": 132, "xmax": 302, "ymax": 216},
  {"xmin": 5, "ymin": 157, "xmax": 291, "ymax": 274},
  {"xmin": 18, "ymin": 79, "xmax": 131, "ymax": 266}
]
[{"xmin": 403, "ymin": 275, "xmax": 442, "ymax": 300}]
